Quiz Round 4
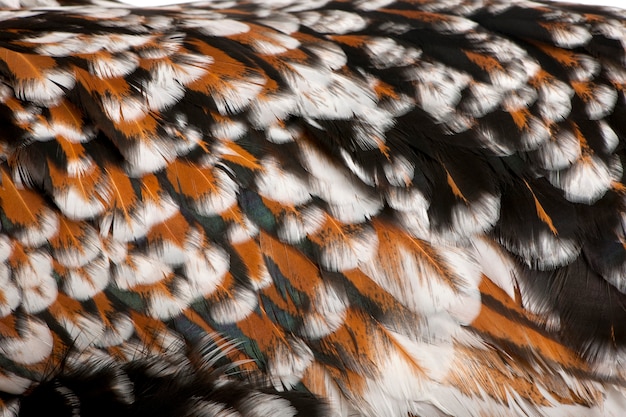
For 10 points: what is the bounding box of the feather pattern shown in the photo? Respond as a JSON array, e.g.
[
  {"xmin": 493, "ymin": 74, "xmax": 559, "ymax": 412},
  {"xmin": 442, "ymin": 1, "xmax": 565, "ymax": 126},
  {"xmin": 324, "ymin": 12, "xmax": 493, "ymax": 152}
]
[{"xmin": 0, "ymin": 0, "xmax": 626, "ymax": 416}]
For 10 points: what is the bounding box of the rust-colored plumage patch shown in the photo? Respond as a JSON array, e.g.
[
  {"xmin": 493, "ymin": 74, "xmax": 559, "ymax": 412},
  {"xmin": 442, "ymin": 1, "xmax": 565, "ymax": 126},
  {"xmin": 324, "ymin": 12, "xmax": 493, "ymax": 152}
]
[
  {"xmin": 232, "ymin": 238, "xmax": 267, "ymax": 288},
  {"xmin": 471, "ymin": 276, "xmax": 588, "ymax": 372},
  {"xmin": 372, "ymin": 219, "xmax": 462, "ymax": 290},
  {"xmin": 166, "ymin": 159, "xmax": 222, "ymax": 199},
  {"xmin": 0, "ymin": 48, "xmax": 56, "ymax": 80},
  {"xmin": 464, "ymin": 50, "xmax": 505, "ymax": 73},
  {"xmin": 105, "ymin": 164, "xmax": 138, "ymax": 218},
  {"xmin": 147, "ymin": 211, "xmax": 190, "ymax": 248},
  {"xmin": 220, "ymin": 140, "xmax": 262, "ymax": 170},
  {"xmin": 509, "ymin": 108, "xmax": 533, "ymax": 131},
  {"xmin": 49, "ymin": 217, "xmax": 89, "ymax": 252},
  {"xmin": 260, "ymin": 231, "xmax": 322, "ymax": 295},
  {"xmin": 130, "ymin": 310, "xmax": 178, "ymax": 354},
  {"xmin": 532, "ymin": 41, "xmax": 581, "ymax": 68},
  {"xmin": 0, "ymin": 167, "xmax": 48, "ymax": 228},
  {"xmin": 187, "ymin": 39, "xmax": 265, "ymax": 94}
]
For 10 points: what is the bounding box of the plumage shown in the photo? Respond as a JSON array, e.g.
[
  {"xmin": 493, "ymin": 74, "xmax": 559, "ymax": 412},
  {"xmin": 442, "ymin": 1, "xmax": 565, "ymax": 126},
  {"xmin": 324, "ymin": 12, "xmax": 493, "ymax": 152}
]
[{"xmin": 1, "ymin": 0, "xmax": 626, "ymax": 415}]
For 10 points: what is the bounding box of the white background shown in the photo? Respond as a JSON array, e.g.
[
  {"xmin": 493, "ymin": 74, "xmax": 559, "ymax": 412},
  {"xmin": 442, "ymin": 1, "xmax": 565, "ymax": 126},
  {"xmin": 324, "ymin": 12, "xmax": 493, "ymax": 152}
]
[{"xmin": 120, "ymin": 0, "xmax": 626, "ymax": 8}]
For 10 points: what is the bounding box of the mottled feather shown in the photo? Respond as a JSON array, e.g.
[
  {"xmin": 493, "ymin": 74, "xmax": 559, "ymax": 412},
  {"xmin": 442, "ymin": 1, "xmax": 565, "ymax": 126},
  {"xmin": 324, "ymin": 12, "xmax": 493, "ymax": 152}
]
[{"xmin": 1, "ymin": 0, "xmax": 626, "ymax": 416}]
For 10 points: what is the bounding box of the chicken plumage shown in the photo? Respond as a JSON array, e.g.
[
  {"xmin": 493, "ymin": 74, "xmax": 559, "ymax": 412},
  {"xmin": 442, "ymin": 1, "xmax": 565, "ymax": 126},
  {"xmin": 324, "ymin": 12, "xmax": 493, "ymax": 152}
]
[{"xmin": 0, "ymin": 0, "xmax": 626, "ymax": 415}]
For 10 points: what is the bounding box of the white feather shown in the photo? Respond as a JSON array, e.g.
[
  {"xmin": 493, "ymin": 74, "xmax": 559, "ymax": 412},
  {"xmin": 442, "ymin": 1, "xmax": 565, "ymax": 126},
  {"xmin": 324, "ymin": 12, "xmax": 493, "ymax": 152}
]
[
  {"xmin": 0, "ymin": 236, "xmax": 12, "ymax": 263},
  {"xmin": 53, "ymin": 186, "xmax": 108, "ymax": 220},
  {"xmin": 549, "ymin": 22, "xmax": 592, "ymax": 48},
  {"xmin": 462, "ymin": 81, "xmax": 503, "ymax": 119},
  {"xmin": 210, "ymin": 288, "xmax": 258, "ymax": 324},
  {"xmin": 57, "ymin": 313, "xmax": 105, "ymax": 350},
  {"xmin": 532, "ymin": 126, "xmax": 582, "ymax": 171},
  {"xmin": 317, "ymin": 224, "xmax": 378, "ymax": 271},
  {"xmin": 14, "ymin": 251, "xmax": 57, "ymax": 314},
  {"xmin": 183, "ymin": 244, "xmax": 230, "ymax": 296},
  {"xmin": 15, "ymin": 69, "xmax": 75, "ymax": 106},
  {"xmin": 53, "ymin": 224, "xmax": 101, "ymax": 268},
  {"xmin": 113, "ymin": 254, "xmax": 172, "ymax": 289},
  {"xmin": 499, "ymin": 228, "xmax": 581, "ymax": 269},
  {"xmin": 147, "ymin": 281, "xmax": 192, "ymax": 320},
  {"xmin": 301, "ymin": 284, "xmax": 348, "ymax": 338},
  {"xmin": 299, "ymin": 142, "xmax": 382, "ymax": 223},
  {"xmin": 212, "ymin": 119, "xmax": 247, "ymax": 141},
  {"xmin": 256, "ymin": 157, "xmax": 312, "ymax": 205},
  {"xmin": 299, "ymin": 10, "xmax": 367, "ymax": 34},
  {"xmin": 61, "ymin": 255, "xmax": 110, "ymax": 301},
  {"xmin": 268, "ymin": 337, "xmax": 314, "ymax": 390},
  {"xmin": 101, "ymin": 95, "xmax": 146, "ymax": 124},
  {"xmin": 197, "ymin": 19, "xmax": 250, "ymax": 36},
  {"xmin": 535, "ymin": 76, "xmax": 574, "ymax": 122},
  {"xmin": 407, "ymin": 61, "xmax": 470, "ymax": 124},
  {"xmin": 0, "ymin": 264, "xmax": 19, "ymax": 317},
  {"xmin": 192, "ymin": 166, "xmax": 239, "ymax": 216},
  {"xmin": 227, "ymin": 216, "xmax": 260, "ymax": 244},
  {"xmin": 0, "ymin": 317, "xmax": 53, "ymax": 365},
  {"xmin": 443, "ymin": 192, "xmax": 501, "ymax": 241},
  {"xmin": 364, "ymin": 37, "xmax": 422, "ymax": 69},
  {"xmin": 277, "ymin": 205, "xmax": 326, "ymax": 243},
  {"xmin": 89, "ymin": 52, "xmax": 139, "ymax": 78},
  {"xmin": 472, "ymin": 238, "xmax": 518, "ymax": 301},
  {"xmin": 125, "ymin": 135, "xmax": 178, "ymax": 176},
  {"xmin": 250, "ymin": 93, "xmax": 297, "ymax": 128},
  {"xmin": 600, "ymin": 120, "xmax": 619, "ymax": 153},
  {"xmin": 548, "ymin": 154, "xmax": 618, "ymax": 203},
  {"xmin": 0, "ymin": 372, "xmax": 31, "ymax": 395},
  {"xmin": 251, "ymin": 31, "xmax": 300, "ymax": 55},
  {"xmin": 265, "ymin": 123, "xmax": 299, "ymax": 143},
  {"xmin": 239, "ymin": 392, "xmax": 297, "ymax": 417},
  {"xmin": 213, "ymin": 76, "xmax": 265, "ymax": 116}
]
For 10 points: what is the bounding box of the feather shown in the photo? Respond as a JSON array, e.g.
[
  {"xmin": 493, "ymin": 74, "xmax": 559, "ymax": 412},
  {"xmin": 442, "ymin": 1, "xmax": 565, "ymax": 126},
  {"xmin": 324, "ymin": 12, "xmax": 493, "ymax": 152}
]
[
  {"xmin": 165, "ymin": 159, "xmax": 239, "ymax": 216},
  {"xmin": 0, "ymin": 48, "xmax": 74, "ymax": 105},
  {"xmin": 17, "ymin": 335, "xmax": 328, "ymax": 417},
  {"xmin": 0, "ymin": 166, "xmax": 59, "ymax": 247},
  {"xmin": 1, "ymin": 0, "xmax": 626, "ymax": 416}
]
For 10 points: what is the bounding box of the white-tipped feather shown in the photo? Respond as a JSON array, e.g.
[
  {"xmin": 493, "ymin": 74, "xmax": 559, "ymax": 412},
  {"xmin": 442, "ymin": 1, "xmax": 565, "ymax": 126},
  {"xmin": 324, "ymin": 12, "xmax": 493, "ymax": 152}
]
[
  {"xmin": 53, "ymin": 184, "xmax": 109, "ymax": 221},
  {"xmin": 0, "ymin": 372, "xmax": 31, "ymax": 396},
  {"xmin": 299, "ymin": 142, "xmax": 382, "ymax": 223},
  {"xmin": 61, "ymin": 255, "xmax": 111, "ymax": 301},
  {"xmin": 13, "ymin": 251, "xmax": 57, "ymax": 313},
  {"xmin": 210, "ymin": 288, "xmax": 258, "ymax": 325},
  {"xmin": 14, "ymin": 69, "xmax": 75, "ymax": 106},
  {"xmin": 0, "ymin": 317, "xmax": 53, "ymax": 365},
  {"xmin": 14, "ymin": 208, "xmax": 59, "ymax": 248},
  {"xmin": 0, "ymin": 264, "xmax": 20, "ymax": 317},
  {"xmin": 268, "ymin": 337, "xmax": 314, "ymax": 390},
  {"xmin": 183, "ymin": 244, "xmax": 230, "ymax": 296},
  {"xmin": 277, "ymin": 205, "xmax": 326, "ymax": 243},
  {"xmin": 299, "ymin": 10, "xmax": 367, "ymax": 35},
  {"xmin": 548, "ymin": 154, "xmax": 618, "ymax": 203},
  {"xmin": 301, "ymin": 284, "xmax": 348, "ymax": 338},
  {"xmin": 112, "ymin": 254, "xmax": 172, "ymax": 289},
  {"xmin": 256, "ymin": 157, "xmax": 312, "ymax": 205},
  {"xmin": 147, "ymin": 277, "xmax": 195, "ymax": 320}
]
